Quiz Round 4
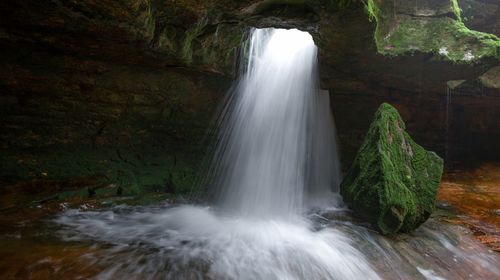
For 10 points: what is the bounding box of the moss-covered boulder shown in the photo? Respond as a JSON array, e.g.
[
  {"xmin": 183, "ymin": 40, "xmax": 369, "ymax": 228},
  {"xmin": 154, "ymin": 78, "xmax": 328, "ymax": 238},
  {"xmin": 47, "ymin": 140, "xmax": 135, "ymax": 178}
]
[{"xmin": 340, "ymin": 103, "xmax": 443, "ymax": 235}]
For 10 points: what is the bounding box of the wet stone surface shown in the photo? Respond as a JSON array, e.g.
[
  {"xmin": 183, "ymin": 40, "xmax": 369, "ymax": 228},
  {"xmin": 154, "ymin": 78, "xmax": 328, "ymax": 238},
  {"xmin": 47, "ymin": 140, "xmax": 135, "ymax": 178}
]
[
  {"xmin": 438, "ymin": 162, "xmax": 500, "ymax": 251},
  {"xmin": 0, "ymin": 199, "xmax": 498, "ymax": 279}
]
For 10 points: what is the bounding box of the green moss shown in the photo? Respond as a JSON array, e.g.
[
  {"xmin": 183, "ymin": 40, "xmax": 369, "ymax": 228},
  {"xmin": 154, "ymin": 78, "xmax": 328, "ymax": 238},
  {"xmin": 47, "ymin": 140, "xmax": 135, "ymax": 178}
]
[
  {"xmin": 0, "ymin": 142, "xmax": 207, "ymax": 209},
  {"xmin": 365, "ymin": 0, "xmax": 379, "ymax": 22},
  {"xmin": 182, "ymin": 25, "xmax": 204, "ymax": 64},
  {"xmin": 363, "ymin": 0, "xmax": 386, "ymax": 51},
  {"xmin": 197, "ymin": 23, "xmax": 245, "ymax": 73},
  {"xmin": 450, "ymin": 0, "xmax": 462, "ymax": 21},
  {"xmin": 377, "ymin": 17, "xmax": 500, "ymax": 62},
  {"xmin": 340, "ymin": 103, "xmax": 444, "ymax": 235},
  {"xmin": 364, "ymin": 0, "xmax": 500, "ymax": 63}
]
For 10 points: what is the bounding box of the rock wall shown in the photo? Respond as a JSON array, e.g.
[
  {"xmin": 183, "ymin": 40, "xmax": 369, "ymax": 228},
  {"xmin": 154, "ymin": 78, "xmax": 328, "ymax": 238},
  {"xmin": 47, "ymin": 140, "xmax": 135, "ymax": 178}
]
[
  {"xmin": 0, "ymin": 0, "xmax": 499, "ymax": 203},
  {"xmin": 0, "ymin": 0, "xmax": 240, "ymax": 201},
  {"xmin": 0, "ymin": 43, "xmax": 231, "ymax": 200}
]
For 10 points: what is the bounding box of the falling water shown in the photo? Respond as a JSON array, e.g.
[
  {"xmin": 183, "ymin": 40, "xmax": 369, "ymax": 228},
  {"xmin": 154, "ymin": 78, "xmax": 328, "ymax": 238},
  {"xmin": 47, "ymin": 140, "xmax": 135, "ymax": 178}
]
[
  {"xmin": 209, "ymin": 28, "xmax": 342, "ymax": 217},
  {"xmin": 52, "ymin": 29, "xmax": 500, "ymax": 280},
  {"xmin": 444, "ymin": 86, "xmax": 452, "ymax": 168},
  {"xmin": 307, "ymin": 89, "xmax": 343, "ymax": 208}
]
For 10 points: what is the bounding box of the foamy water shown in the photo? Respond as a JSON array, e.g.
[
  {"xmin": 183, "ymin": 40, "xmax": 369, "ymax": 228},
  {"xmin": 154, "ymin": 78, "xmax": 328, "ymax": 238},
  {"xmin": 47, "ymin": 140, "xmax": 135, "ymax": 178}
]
[
  {"xmin": 56, "ymin": 205, "xmax": 381, "ymax": 280},
  {"xmin": 55, "ymin": 204, "xmax": 500, "ymax": 279},
  {"xmin": 53, "ymin": 29, "xmax": 500, "ymax": 280}
]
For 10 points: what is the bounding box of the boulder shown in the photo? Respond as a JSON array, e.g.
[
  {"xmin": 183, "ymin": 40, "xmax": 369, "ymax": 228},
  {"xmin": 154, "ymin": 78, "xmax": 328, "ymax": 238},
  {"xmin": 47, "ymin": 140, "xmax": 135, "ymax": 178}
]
[{"xmin": 340, "ymin": 103, "xmax": 443, "ymax": 235}]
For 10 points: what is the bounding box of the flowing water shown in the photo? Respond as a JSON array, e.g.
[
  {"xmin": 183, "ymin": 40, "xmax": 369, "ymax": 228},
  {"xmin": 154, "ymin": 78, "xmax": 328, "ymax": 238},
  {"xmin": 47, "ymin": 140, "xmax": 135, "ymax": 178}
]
[
  {"xmin": 444, "ymin": 87, "xmax": 452, "ymax": 168},
  {"xmin": 207, "ymin": 28, "xmax": 342, "ymax": 217},
  {"xmin": 28, "ymin": 28, "xmax": 499, "ymax": 279}
]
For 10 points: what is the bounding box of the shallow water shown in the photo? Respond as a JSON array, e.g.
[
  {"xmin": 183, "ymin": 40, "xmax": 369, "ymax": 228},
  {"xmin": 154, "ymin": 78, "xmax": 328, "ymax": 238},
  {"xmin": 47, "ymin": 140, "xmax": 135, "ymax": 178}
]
[
  {"xmin": 54, "ymin": 205, "xmax": 381, "ymax": 280},
  {"xmin": 54, "ymin": 205, "xmax": 500, "ymax": 280},
  {"xmin": 1, "ymin": 203, "xmax": 499, "ymax": 280}
]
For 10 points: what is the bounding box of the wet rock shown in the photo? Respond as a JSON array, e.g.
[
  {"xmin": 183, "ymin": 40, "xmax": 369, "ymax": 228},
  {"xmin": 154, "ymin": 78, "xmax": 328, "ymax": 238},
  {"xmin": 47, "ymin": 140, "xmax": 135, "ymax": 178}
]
[
  {"xmin": 437, "ymin": 163, "xmax": 500, "ymax": 251},
  {"xmin": 479, "ymin": 66, "xmax": 500, "ymax": 89},
  {"xmin": 366, "ymin": 0, "xmax": 500, "ymax": 62},
  {"xmin": 340, "ymin": 103, "xmax": 444, "ymax": 234}
]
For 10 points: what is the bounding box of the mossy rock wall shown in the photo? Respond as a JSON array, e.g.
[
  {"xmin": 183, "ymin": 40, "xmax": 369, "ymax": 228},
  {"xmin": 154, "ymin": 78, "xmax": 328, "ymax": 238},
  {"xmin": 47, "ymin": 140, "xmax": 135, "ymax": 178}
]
[
  {"xmin": 340, "ymin": 103, "xmax": 444, "ymax": 234},
  {"xmin": 0, "ymin": 46, "xmax": 231, "ymax": 207},
  {"xmin": 0, "ymin": 0, "xmax": 498, "ymax": 208},
  {"xmin": 366, "ymin": 0, "xmax": 500, "ymax": 62}
]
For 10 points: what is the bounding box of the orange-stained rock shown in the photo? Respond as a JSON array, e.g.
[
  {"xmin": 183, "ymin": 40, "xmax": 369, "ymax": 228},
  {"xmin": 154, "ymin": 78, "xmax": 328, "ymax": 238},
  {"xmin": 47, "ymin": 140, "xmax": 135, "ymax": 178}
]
[{"xmin": 438, "ymin": 162, "xmax": 500, "ymax": 251}]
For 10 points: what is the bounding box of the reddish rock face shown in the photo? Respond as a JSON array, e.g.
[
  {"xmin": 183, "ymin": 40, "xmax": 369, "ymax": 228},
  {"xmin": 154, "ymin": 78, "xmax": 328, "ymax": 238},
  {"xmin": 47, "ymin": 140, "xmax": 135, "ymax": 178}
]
[{"xmin": 438, "ymin": 163, "xmax": 500, "ymax": 251}]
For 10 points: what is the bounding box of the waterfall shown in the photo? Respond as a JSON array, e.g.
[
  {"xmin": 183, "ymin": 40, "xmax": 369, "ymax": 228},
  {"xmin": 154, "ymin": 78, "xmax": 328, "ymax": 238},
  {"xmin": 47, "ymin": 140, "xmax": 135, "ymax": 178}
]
[
  {"xmin": 53, "ymin": 28, "xmax": 500, "ymax": 280},
  {"xmin": 55, "ymin": 29, "xmax": 380, "ymax": 280},
  {"xmin": 445, "ymin": 86, "xmax": 452, "ymax": 168},
  {"xmin": 209, "ymin": 28, "xmax": 342, "ymax": 217}
]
